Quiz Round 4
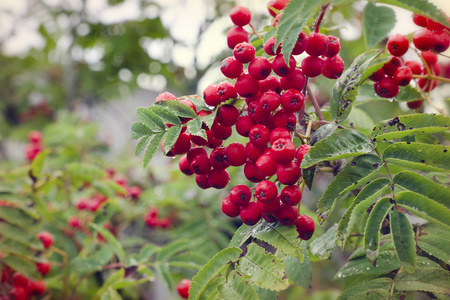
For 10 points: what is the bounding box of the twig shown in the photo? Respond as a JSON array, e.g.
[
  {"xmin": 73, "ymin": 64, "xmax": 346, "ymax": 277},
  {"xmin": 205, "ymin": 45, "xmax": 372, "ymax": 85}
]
[
  {"xmin": 249, "ymin": 23, "xmax": 264, "ymax": 44},
  {"xmin": 307, "ymin": 85, "xmax": 325, "ymax": 121},
  {"xmin": 314, "ymin": 2, "xmax": 331, "ymax": 32}
]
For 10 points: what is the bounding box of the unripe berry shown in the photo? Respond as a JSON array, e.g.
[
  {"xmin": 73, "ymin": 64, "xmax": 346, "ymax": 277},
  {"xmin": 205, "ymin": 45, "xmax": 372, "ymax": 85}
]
[
  {"xmin": 230, "ymin": 5, "xmax": 251, "ymax": 27},
  {"xmin": 305, "ymin": 32, "xmax": 327, "ymax": 57},
  {"xmin": 301, "ymin": 56, "xmax": 323, "ymax": 77},
  {"xmin": 177, "ymin": 279, "xmax": 191, "ymax": 299},
  {"xmin": 412, "ymin": 29, "xmax": 435, "ymax": 51},
  {"xmin": 230, "ymin": 184, "xmax": 252, "ymax": 206},
  {"xmin": 387, "ymin": 33, "xmax": 410, "ymax": 57},
  {"xmin": 240, "ymin": 202, "xmax": 261, "ymax": 225},
  {"xmin": 227, "ymin": 26, "xmax": 249, "ymax": 49},
  {"xmin": 221, "ymin": 57, "xmax": 243, "ymax": 79},
  {"xmin": 248, "ymin": 57, "xmax": 272, "ymax": 80},
  {"xmin": 272, "ymin": 54, "xmax": 296, "ymax": 77},
  {"xmin": 295, "ymin": 215, "xmax": 315, "ymax": 240},
  {"xmin": 233, "ymin": 42, "xmax": 255, "ymax": 63},
  {"xmin": 222, "ymin": 196, "xmax": 241, "ymax": 217}
]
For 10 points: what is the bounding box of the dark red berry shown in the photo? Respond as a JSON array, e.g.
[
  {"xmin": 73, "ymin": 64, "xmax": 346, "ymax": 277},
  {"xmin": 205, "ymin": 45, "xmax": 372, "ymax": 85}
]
[
  {"xmin": 305, "ymin": 32, "xmax": 327, "ymax": 56},
  {"xmin": 280, "ymin": 69, "xmax": 306, "ymax": 91},
  {"xmin": 218, "ymin": 81, "xmax": 238, "ymax": 102},
  {"xmin": 376, "ymin": 77, "xmax": 400, "ymax": 98},
  {"xmin": 387, "ymin": 33, "xmax": 410, "ymax": 57},
  {"xmin": 369, "ymin": 68, "xmax": 385, "ymax": 82},
  {"xmin": 195, "ymin": 174, "xmax": 211, "ymax": 189},
  {"xmin": 9, "ymin": 287, "xmax": 28, "ymax": 300},
  {"xmin": 433, "ymin": 31, "xmax": 450, "ymax": 52},
  {"xmin": 244, "ymin": 160, "xmax": 265, "ymax": 183},
  {"xmin": 210, "ymin": 147, "xmax": 230, "ymax": 170},
  {"xmin": 230, "ymin": 5, "xmax": 251, "ymax": 27},
  {"xmin": 245, "ymin": 141, "xmax": 267, "ymax": 161},
  {"xmin": 248, "ymin": 99, "xmax": 271, "ymax": 124},
  {"xmin": 272, "ymin": 54, "xmax": 296, "ymax": 77},
  {"xmin": 296, "ymin": 144, "xmax": 311, "ymax": 165},
  {"xmin": 217, "ymin": 104, "xmax": 240, "ymax": 126},
  {"xmin": 179, "ymin": 155, "xmax": 193, "ymax": 175},
  {"xmin": 295, "ymin": 215, "xmax": 315, "ymax": 240},
  {"xmin": 211, "ymin": 122, "xmax": 232, "ymax": 140},
  {"xmin": 27, "ymin": 280, "xmax": 46, "ymax": 296},
  {"xmin": 225, "ymin": 142, "xmax": 247, "ymax": 166},
  {"xmin": 255, "ymin": 180, "xmax": 278, "ymax": 203},
  {"xmin": 324, "ymin": 35, "xmax": 341, "ymax": 57},
  {"xmin": 292, "ymin": 31, "xmax": 308, "ymax": 55},
  {"xmin": 248, "ymin": 57, "xmax": 272, "ymax": 80},
  {"xmin": 258, "ymin": 196, "xmax": 281, "ymax": 214},
  {"xmin": 230, "ymin": 184, "xmax": 252, "ymax": 206},
  {"xmin": 222, "ymin": 196, "xmax": 241, "ymax": 217},
  {"xmin": 413, "ymin": 29, "xmax": 435, "ymax": 51},
  {"xmin": 382, "ymin": 56, "xmax": 402, "ymax": 76},
  {"xmin": 280, "ymin": 185, "xmax": 302, "ymax": 206},
  {"xmin": 240, "ymin": 202, "xmax": 261, "ymax": 225},
  {"xmin": 255, "ymin": 152, "xmax": 277, "ymax": 177},
  {"xmin": 406, "ymin": 100, "xmax": 423, "ymax": 109},
  {"xmin": 394, "ymin": 67, "xmax": 413, "ymax": 86},
  {"xmin": 260, "ymin": 75, "xmax": 282, "ymax": 94},
  {"xmin": 274, "ymin": 204, "xmax": 298, "ymax": 226},
  {"xmin": 273, "ymin": 109, "xmax": 296, "ymax": 131},
  {"xmin": 264, "ymin": 37, "xmax": 282, "ymax": 56},
  {"xmin": 191, "ymin": 154, "xmax": 211, "ymax": 175},
  {"xmin": 207, "ymin": 168, "xmax": 230, "ymax": 189},
  {"xmin": 236, "ymin": 116, "xmax": 256, "ymax": 137},
  {"xmin": 322, "ymin": 55, "xmax": 344, "ymax": 79}
]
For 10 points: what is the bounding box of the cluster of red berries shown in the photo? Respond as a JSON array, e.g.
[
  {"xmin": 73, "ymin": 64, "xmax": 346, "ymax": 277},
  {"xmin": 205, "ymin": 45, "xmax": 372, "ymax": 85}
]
[
  {"xmin": 0, "ymin": 231, "xmax": 54, "ymax": 299},
  {"xmin": 25, "ymin": 130, "xmax": 44, "ymax": 161},
  {"xmin": 144, "ymin": 207, "xmax": 172, "ymax": 228},
  {"xmin": 370, "ymin": 12, "xmax": 449, "ymax": 109},
  {"xmin": 153, "ymin": 2, "xmax": 328, "ymax": 240},
  {"xmin": 176, "ymin": 279, "xmax": 191, "ymax": 299}
]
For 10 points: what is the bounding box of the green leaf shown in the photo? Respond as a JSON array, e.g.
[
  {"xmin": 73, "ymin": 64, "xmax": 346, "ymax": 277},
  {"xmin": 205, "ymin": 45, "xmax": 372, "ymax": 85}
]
[
  {"xmin": 189, "ymin": 247, "xmax": 242, "ymax": 300},
  {"xmin": 228, "ymin": 224, "xmax": 253, "ymax": 248},
  {"xmin": 394, "ymin": 268, "xmax": 450, "ymax": 295},
  {"xmin": 100, "ymin": 287, "xmax": 122, "ymax": 300},
  {"xmin": 236, "ymin": 243, "xmax": 289, "ymax": 291},
  {"xmin": 358, "ymin": 56, "xmax": 391, "ymax": 84},
  {"xmin": 187, "ymin": 118, "xmax": 207, "ymax": 140},
  {"xmin": 90, "ymin": 223, "xmax": 126, "ymax": 262},
  {"xmin": 363, "ymin": 3, "xmax": 396, "ymax": 48},
  {"xmin": 199, "ymin": 277, "xmax": 226, "ymax": 300},
  {"xmin": 302, "ymin": 129, "xmax": 376, "ymax": 169},
  {"xmin": 162, "ymin": 125, "xmax": 181, "ymax": 156},
  {"xmin": 310, "ymin": 224, "xmax": 338, "ymax": 260},
  {"xmin": 66, "ymin": 162, "xmax": 106, "ymax": 182},
  {"xmin": 0, "ymin": 239, "xmax": 36, "ymax": 258},
  {"xmin": 348, "ymin": 289, "xmax": 390, "ymax": 300},
  {"xmin": 143, "ymin": 132, "xmax": 166, "ymax": 169},
  {"xmin": 31, "ymin": 149, "xmax": 49, "ymax": 180},
  {"xmin": 250, "ymin": 221, "xmax": 303, "ymax": 261},
  {"xmin": 131, "ymin": 122, "xmax": 153, "ymax": 140},
  {"xmin": 0, "ymin": 223, "xmax": 42, "ymax": 250},
  {"xmin": 216, "ymin": 271, "xmax": 258, "ymax": 300},
  {"xmin": 155, "ymin": 99, "xmax": 197, "ymax": 118},
  {"xmin": 316, "ymin": 154, "xmax": 383, "ymax": 224},
  {"xmin": 3, "ymin": 255, "xmax": 39, "ymax": 280},
  {"xmin": 390, "ymin": 209, "xmax": 416, "ymax": 274},
  {"xmin": 148, "ymin": 105, "xmax": 181, "ymax": 125},
  {"xmin": 253, "ymin": 286, "xmax": 277, "ymax": 300},
  {"xmin": 310, "ymin": 123, "xmax": 338, "ymax": 146},
  {"xmin": 384, "ymin": 142, "xmax": 450, "ymax": 172},
  {"xmin": 338, "ymin": 278, "xmax": 393, "ymax": 300},
  {"xmin": 139, "ymin": 243, "xmax": 159, "ymax": 262},
  {"xmin": 376, "ymin": 0, "xmax": 450, "ymax": 27},
  {"xmin": 275, "ymin": 0, "xmax": 327, "ymax": 64},
  {"xmin": 157, "ymin": 264, "xmax": 174, "ymax": 290},
  {"xmin": 68, "ymin": 257, "xmax": 102, "ymax": 276},
  {"xmin": 135, "ymin": 135, "xmax": 151, "ymax": 156},
  {"xmin": 186, "ymin": 96, "xmax": 211, "ymax": 112},
  {"xmin": 335, "ymin": 251, "xmax": 400, "ymax": 279},
  {"xmin": 396, "ymin": 85, "xmax": 423, "ymax": 102},
  {"xmin": 92, "ymin": 203, "xmax": 116, "ymax": 227},
  {"xmin": 364, "ymin": 197, "xmax": 394, "ymax": 261},
  {"xmin": 97, "ymin": 269, "xmax": 124, "ymax": 297},
  {"xmin": 395, "ymin": 191, "xmax": 450, "ymax": 230},
  {"xmin": 156, "ymin": 239, "xmax": 192, "ymax": 262},
  {"xmin": 418, "ymin": 235, "xmax": 450, "ymax": 265},
  {"xmin": 337, "ymin": 178, "xmax": 391, "ymax": 248},
  {"xmin": 330, "ymin": 49, "xmax": 382, "ymax": 122},
  {"xmin": 284, "ymin": 244, "xmax": 311, "ymax": 288},
  {"xmin": 370, "ymin": 114, "xmax": 450, "ymax": 142},
  {"xmin": 136, "ymin": 107, "xmax": 166, "ymax": 132},
  {"xmin": 393, "ymin": 171, "xmax": 450, "ymax": 209},
  {"xmin": 302, "ymin": 166, "xmax": 316, "ymax": 190},
  {"xmin": 0, "ymin": 206, "xmax": 38, "ymax": 229},
  {"xmin": 202, "ymin": 113, "xmax": 216, "ymax": 130},
  {"xmin": 94, "ymin": 245, "xmax": 115, "ymax": 266}
]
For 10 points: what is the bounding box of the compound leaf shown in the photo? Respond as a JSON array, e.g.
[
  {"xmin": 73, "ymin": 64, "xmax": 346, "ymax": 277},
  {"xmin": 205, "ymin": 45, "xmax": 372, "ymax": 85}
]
[
  {"xmin": 131, "ymin": 122, "xmax": 153, "ymax": 140},
  {"xmin": 216, "ymin": 271, "xmax": 258, "ymax": 300},
  {"xmin": 162, "ymin": 125, "xmax": 181, "ymax": 156},
  {"xmin": 155, "ymin": 99, "xmax": 197, "ymax": 118},
  {"xmin": 135, "ymin": 135, "xmax": 151, "ymax": 156},
  {"xmin": 418, "ymin": 235, "xmax": 450, "ymax": 265},
  {"xmin": 143, "ymin": 132, "xmax": 166, "ymax": 169},
  {"xmin": 136, "ymin": 107, "xmax": 166, "ymax": 132},
  {"xmin": 148, "ymin": 105, "xmax": 180, "ymax": 125},
  {"xmin": 284, "ymin": 242, "xmax": 311, "ymax": 288}
]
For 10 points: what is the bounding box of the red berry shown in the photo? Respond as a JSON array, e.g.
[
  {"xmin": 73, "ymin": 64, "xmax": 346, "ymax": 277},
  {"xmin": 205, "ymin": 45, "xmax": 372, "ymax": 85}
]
[
  {"xmin": 179, "ymin": 155, "xmax": 193, "ymax": 176},
  {"xmin": 249, "ymin": 124, "xmax": 271, "ymax": 147},
  {"xmin": 203, "ymin": 84, "xmax": 221, "ymax": 106},
  {"xmin": 269, "ymin": 128, "xmax": 291, "ymax": 145},
  {"xmin": 263, "ymin": 37, "xmax": 282, "ymax": 56},
  {"xmin": 322, "ymin": 55, "xmax": 345, "ymax": 79},
  {"xmin": 274, "ymin": 204, "xmax": 298, "ymax": 226},
  {"xmin": 27, "ymin": 280, "xmax": 46, "ymax": 296},
  {"xmin": 272, "ymin": 12, "xmax": 282, "ymax": 27},
  {"xmin": 187, "ymin": 147, "xmax": 207, "ymax": 164},
  {"xmin": 36, "ymin": 261, "xmax": 51, "ymax": 276},
  {"xmin": 227, "ymin": 26, "xmax": 249, "ymax": 49},
  {"xmin": 433, "ymin": 31, "xmax": 450, "ymax": 52},
  {"xmin": 260, "ymin": 91, "xmax": 281, "ymax": 112},
  {"xmin": 245, "ymin": 141, "xmax": 267, "ymax": 161},
  {"xmin": 225, "ymin": 142, "xmax": 246, "ymax": 166},
  {"xmin": 235, "ymin": 73, "xmax": 260, "ymax": 98},
  {"xmin": 394, "ymin": 67, "xmax": 413, "ymax": 86},
  {"xmin": 218, "ymin": 81, "xmax": 238, "ymax": 102},
  {"xmin": 207, "ymin": 168, "xmax": 230, "ymax": 189},
  {"xmin": 387, "ymin": 33, "xmax": 410, "ymax": 57},
  {"xmin": 426, "ymin": 18, "xmax": 445, "ymax": 31},
  {"xmin": 220, "ymin": 57, "xmax": 243, "ymax": 79},
  {"xmin": 195, "ymin": 174, "xmax": 211, "ymax": 189},
  {"xmin": 236, "ymin": 116, "xmax": 256, "ymax": 137},
  {"xmin": 369, "ymin": 68, "xmax": 385, "ymax": 82},
  {"xmin": 170, "ymin": 133, "xmax": 191, "ymax": 155},
  {"xmin": 222, "ymin": 196, "xmax": 241, "ymax": 217},
  {"xmin": 240, "ymin": 202, "xmax": 261, "ymax": 225},
  {"xmin": 230, "ymin": 5, "xmax": 251, "ymax": 27},
  {"xmin": 258, "ymin": 197, "xmax": 282, "ymax": 214},
  {"xmin": 296, "ymin": 144, "xmax": 311, "ymax": 165},
  {"xmin": 260, "ymin": 75, "xmax": 282, "ymax": 94},
  {"xmin": 413, "ymin": 29, "xmax": 435, "ymax": 51},
  {"xmin": 177, "ymin": 279, "xmax": 191, "ymax": 299},
  {"xmin": 280, "ymin": 185, "xmax": 302, "ymax": 206},
  {"xmin": 267, "ymin": 0, "xmax": 289, "ymax": 17},
  {"xmin": 25, "ymin": 143, "xmax": 42, "ymax": 161},
  {"xmin": 248, "ymin": 57, "xmax": 272, "ymax": 80},
  {"xmin": 273, "ymin": 109, "xmax": 296, "ymax": 131},
  {"xmin": 301, "ymin": 56, "xmax": 323, "ymax": 77},
  {"xmin": 210, "ymin": 147, "xmax": 230, "ymax": 170},
  {"xmin": 68, "ymin": 216, "xmax": 82, "ymax": 229},
  {"xmin": 244, "ymin": 160, "xmax": 265, "ymax": 183},
  {"xmin": 217, "ymin": 104, "xmax": 240, "ymax": 127},
  {"xmin": 28, "ymin": 130, "xmax": 43, "ymax": 144},
  {"xmin": 305, "ymin": 32, "xmax": 327, "ymax": 57},
  {"xmin": 255, "ymin": 180, "xmax": 278, "ymax": 203},
  {"xmin": 406, "ymin": 100, "xmax": 423, "ymax": 109},
  {"xmin": 128, "ymin": 186, "xmax": 142, "ymax": 199},
  {"xmin": 382, "ymin": 56, "xmax": 402, "ymax": 76},
  {"xmin": 405, "ymin": 60, "xmax": 422, "ymax": 75},
  {"xmin": 292, "ymin": 31, "xmax": 308, "ymax": 55},
  {"xmin": 211, "ymin": 122, "xmax": 232, "ymax": 141},
  {"xmin": 158, "ymin": 217, "xmax": 171, "ymax": 228},
  {"xmin": 247, "ymin": 99, "xmax": 270, "ymax": 124},
  {"xmin": 412, "ymin": 13, "xmax": 428, "ymax": 27},
  {"xmin": 280, "ymin": 68, "xmax": 306, "ymax": 91},
  {"xmin": 255, "ymin": 152, "xmax": 277, "ymax": 177},
  {"xmin": 262, "ymin": 212, "xmax": 278, "ymax": 223},
  {"xmin": 12, "ymin": 272, "xmax": 29, "ymax": 287},
  {"xmin": 272, "ymin": 54, "xmax": 296, "ymax": 77},
  {"xmin": 276, "ymin": 160, "xmax": 301, "ymax": 185},
  {"xmin": 377, "ymin": 77, "xmax": 400, "ymax": 98},
  {"xmin": 233, "ymin": 42, "xmax": 255, "ymax": 63},
  {"xmin": 324, "ymin": 35, "xmax": 341, "ymax": 57},
  {"xmin": 418, "ymin": 77, "xmax": 438, "ymax": 91},
  {"xmin": 230, "ymin": 184, "xmax": 252, "ymax": 206},
  {"xmin": 280, "ymin": 89, "xmax": 305, "ymax": 112},
  {"xmin": 155, "ymin": 91, "xmax": 177, "ymax": 102},
  {"xmin": 37, "ymin": 231, "xmax": 53, "ymax": 249},
  {"xmin": 191, "ymin": 154, "xmax": 211, "ymax": 175},
  {"xmin": 9, "ymin": 287, "xmax": 28, "ymax": 300},
  {"xmin": 294, "ymin": 215, "xmax": 315, "ymax": 240},
  {"xmin": 421, "ymin": 50, "xmax": 438, "ymax": 67},
  {"xmin": 270, "ymin": 138, "xmax": 296, "ymax": 164}
]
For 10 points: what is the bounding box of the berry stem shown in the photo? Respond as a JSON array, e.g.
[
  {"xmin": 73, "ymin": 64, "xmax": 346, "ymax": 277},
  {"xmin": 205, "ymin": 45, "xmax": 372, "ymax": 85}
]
[
  {"xmin": 307, "ymin": 85, "xmax": 325, "ymax": 121},
  {"xmin": 249, "ymin": 23, "xmax": 264, "ymax": 44},
  {"xmin": 412, "ymin": 74, "xmax": 450, "ymax": 83},
  {"xmin": 313, "ymin": 2, "xmax": 331, "ymax": 33}
]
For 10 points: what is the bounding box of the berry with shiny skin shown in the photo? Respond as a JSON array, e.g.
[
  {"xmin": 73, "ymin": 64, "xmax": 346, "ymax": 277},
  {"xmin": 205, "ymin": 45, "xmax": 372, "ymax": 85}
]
[
  {"xmin": 220, "ymin": 57, "xmax": 243, "ymax": 79},
  {"xmin": 421, "ymin": 51, "xmax": 438, "ymax": 67},
  {"xmin": 267, "ymin": 0, "xmax": 290, "ymax": 17},
  {"xmin": 280, "ymin": 185, "xmax": 302, "ymax": 206},
  {"xmin": 37, "ymin": 231, "xmax": 53, "ymax": 249},
  {"xmin": 263, "ymin": 37, "xmax": 282, "ymax": 56},
  {"xmin": 203, "ymin": 84, "xmax": 221, "ymax": 106},
  {"xmin": 272, "ymin": 54, "xmax": 296, "ymax": 77},
  {"xmin": 9, "ymin": 287, "xmax": 28, "ymax": 300},
  {"xmin": 222, "ymin": 196, "xmax": 241, "ymax": 217},
  {"xmin": 210, "ymin": 147, "xmax": 230, "ymax": 170},
  {"xmin": 187, "ymin": 147, "xmax": 207, "ymax": 164},
  {"xmin": 225, "ymin": 142, "xmax": 246, "ymax": 166},
  {"xmin": 28, "ymin": 130, "xmax": 43, "ymax": 144},
  {"xmin": 322, "ymin": 55, "xmax": 344, "ymax": 79},
  {"xmin": 426, "ymin": 18, "xmax": 445, "ymax": 31},
  {"xmin": 260, "ymin": 91, "xmax": 281, "ymax": 112},
  {"xmin": 406, "ymin": 100, "xmax": 423, "ymax": 109},
  {"xmin": 255, "ymin": 152, "xmax": 277, "ymax": 177},
  {"xmin": 274, "ymin": 204, "xmax": 298, "ymax": 226},
  {"xmin": 281, "ymin": 89, "xmax": 304, "ymax": 112},
  {"xmin": 324, "ymin": 35, "xmax": 341, "ymax": 57},
  {"xmin": 295, "ymin": 215, "xmax": 315, "ymax": 240},
  {"xmin": 177, "ymin": 279, "xmax": 191, "ymax": 299},
  {"xmin": 244, "ymin": 160, "xmax": 265, "ymax": 183},
  {"xmin": 27, "ymin": 280, "xmax": 46, "ymax": 296},
  {"xmin": 433, "ymin": 31, "xmax": 450, "ymax": 52},
  {"xmin": 155, "ymin": 91, "xmax": 177, "ymax": 102},
  {"xmin": 230, "ymin": 5, "xmax": 251, "ymax": 26},
  {"xmin": 270, "ymin": 138, "xmax": 296, "ymax": 164},
  {"xmin": 235, "ymin": 73, "xmax": 260, "ymax": 98},
  {"xmin": 230, "ymin": 184, "xmax": 252, "ymax": 206},
  {"xmin": 305, "ymin": 32, "xmax": 327, "ymax": 56},
  {"xmin": 191, "ymin": 155, "xmax": 211, "ymax": 175},
  {"xmin": 248, "ymin": 57, "xmax": 272, "ymax": 80},
  {"xmin": 218, "ymin": 81, "xmax": 238, "ymax": 102},
  {"xmin": 245, "ymin": 141, "xmax": 267, "ymax": 161},
  {"xmin": 273, "ymin": 109, "xmax": 296, "ymax": 131},
  {"xmin": 301, "ymin": 56, "xmax": 323, "ymax": 77},
  {"xmin": 233, "ymin": 42, "xmax": 255, "ymax": 63},
  {"xmin": 227, "ymin": 26, "xmax": 249, "ymax": 49},
  {"xmin": 236, "ymin": 115, "xmax": 256, "ymax": 137},
  {"xmin": 179, "ymin": 155, "xmax": 193, "ymax": 175},
  {"xmin": 255, "ymin": 180, "xmax": 278, "ymax": 203},
  {"xmin": 382, "ymin": 56, "xmax": 402, "ymax": 76},
  {"xmin": 249, "ymin": 124, "xmax": 271, "ymax": 147},
  {"xmin": 12, "ymin": 272, "xmax": 29, "ymax": 287},
  {"xmin": 269, "ymin": 127, "xmax": 290, "ymax": 145},
  {"xmin": 247, "ymin": 99, "xmax": 270, "ymax": 124},
  {"xmin": 260, "ymin": 75, "xmax": 282, "ymax": 94},
  {"xmin": 258, "ymin": 196, "xmax": 281, "ymax": 214},
  {"xmin": 412, "ymin": 29, "xmax": 435, "ymax": 51},
  {"xmin": 292, "ymin": 31, "xmax": 308, "ymax": 55},
  {"xmin": 369, "ymin": 68, "xmax": 385, "ymax": 82},
  {"xmin": 217, "ymin": 104, "xmax": 240, "ymax": 126},
  {"xmin": 377, "ymin": 77, "xmax": 400, "ymax": 98},
  {"xmin": 280, "ymin": 69, "xmax": 306, "ymax": 91},
  {"xmin": 276, "ymin": 160, "xmax": 301, "ymax": 185},
  {"xmin": 387, "ymin": 33, "xmax": 409, "ymax": 57},
  {"xmin": 412, "ymin": 13, "xmax": 428, "ymax": 27},
  {"xmin": 296, "ymin": 144, "xmax": 311, "ymax": 164},
  {"xmin": 240, "ymin": 202, "xmax": 261, "ymax": 225},
  {"xmin": 405, "ymin": 60, "xmax": 422, "ymax": 75},
  {"xmin": 37, "ymin": 261, "xmax": 51, "ymax": 276},
  {"xmin": 211, "ymin": 121, "xmax": 232, "ymax": 140},
  {"xmin": 394, "ymin": 67, "xmax": 413, "ymax": 86},
  {"xmin": 207, "ymin": 168, "xmax": 230, "ymax": 189},
  {"xmin": 195, "ymin": 174, "xmax": 211, "ymax": 189}
]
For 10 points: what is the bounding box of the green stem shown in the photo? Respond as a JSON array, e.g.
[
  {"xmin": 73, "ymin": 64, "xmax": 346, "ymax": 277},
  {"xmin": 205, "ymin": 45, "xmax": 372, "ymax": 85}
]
[{"xmin": 374, "ymin": 148, "xmax": 395, "ymax": 198}]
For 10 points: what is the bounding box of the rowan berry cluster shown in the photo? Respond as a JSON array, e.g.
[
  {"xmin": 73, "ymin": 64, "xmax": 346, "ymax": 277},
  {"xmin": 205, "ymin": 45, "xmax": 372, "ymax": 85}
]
[
  {"xmin": 370, "ymin": 12, "xmax": 449, "ymax": 109},
  {"xmin": 25, "ymin": 130, "xmax": 44, "ymax": 161}
]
